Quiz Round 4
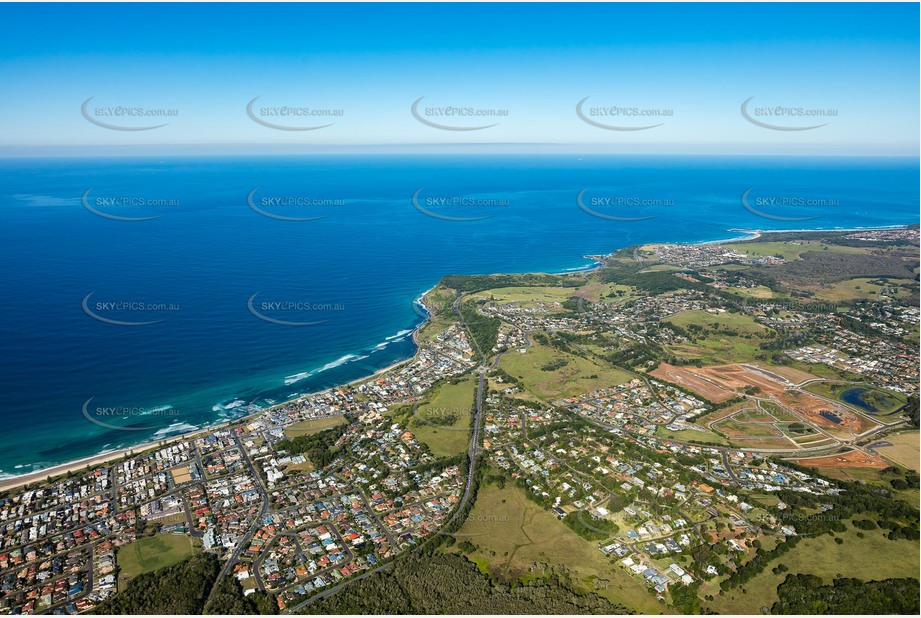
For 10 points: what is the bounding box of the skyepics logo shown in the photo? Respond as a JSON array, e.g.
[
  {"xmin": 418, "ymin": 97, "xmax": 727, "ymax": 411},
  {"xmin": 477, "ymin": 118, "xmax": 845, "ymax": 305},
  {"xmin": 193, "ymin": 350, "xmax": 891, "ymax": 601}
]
[
  {"xmin": 412, "ymin": 404, "xmax": 472, "ymax": 432},
  {"xmin": 81, "ymin": 96, "xmax": 177, "ymax": 131},
  {"xmin": 740, "ymin": 97, "xmax": 836, "ymax": 131},
  {"xmin": 247, "ymin": 293, "xmax": 343, "ymax": 326},
  {"xmin": 754, "ymin": 512, "xmax": 843, "ymax": 539},
  {"xmin": 576, "ymin": 188, "xmax": 665, "ymax": 221},
  {"xmin": 576, "ymin": 97, "xmax": 671, "ymax": 131},
  {"xmin": 741, "ymin": 188, "xmax": 837, "ymax": 221},
  {"xmin": 246, "ymin": 97, "xmax": 342, "ymax": 131},
  {"xmin": 82, "ymin": 397, "xmax": 182, "ymax": 432},
  {"xmin": 82, "ymin": 292, "xmax": 178, "ymax": 326},
  {"xmin": 436, "ymin": 512, "xmax": 511, "ymax": 538},
  {"xmin": 412, "ymin": 297, "xmax": 449, "ymax": 319},
  {"xmin": 82, "ymin": 187, "xmax": 178, "ymax": 221},
  {"xmin": 746, "ymin": 300, "xmax": 842, "ymax": 313},
  {"xmin": 412, "ymin": 189, "xmax": 507, "ymax": 222},
  {"xmin": 246, "ymin": 188, "xmax": 343, "ymax": 221},
  {"xmin": 411, "ymin": 96, "xmax": 507, "ymax": 131}
]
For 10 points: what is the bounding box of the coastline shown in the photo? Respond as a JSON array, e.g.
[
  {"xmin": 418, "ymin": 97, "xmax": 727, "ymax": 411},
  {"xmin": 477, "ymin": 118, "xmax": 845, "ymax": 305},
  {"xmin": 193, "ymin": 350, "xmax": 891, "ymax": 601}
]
[
  {"xmin": 1, "ymin": 222, "xmax": 914, "ymax": 492},
  {"xmin": 693, "ymin": 224, "xmax": 914, "ymax": 247},
  {"xmin": 0, "ymin": 351, "xmax": 418, "ymax": 493},
  {"xmin": 695, "ymin": 229, "xmax": 762, "ymax": 245}
]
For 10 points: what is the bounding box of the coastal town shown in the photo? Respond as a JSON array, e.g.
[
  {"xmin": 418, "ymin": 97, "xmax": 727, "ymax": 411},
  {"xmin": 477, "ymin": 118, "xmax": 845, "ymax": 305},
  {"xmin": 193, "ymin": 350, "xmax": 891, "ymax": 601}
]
[{"xmin": 0, "ymin": 229, "xmax": 917, "ymax": 615}]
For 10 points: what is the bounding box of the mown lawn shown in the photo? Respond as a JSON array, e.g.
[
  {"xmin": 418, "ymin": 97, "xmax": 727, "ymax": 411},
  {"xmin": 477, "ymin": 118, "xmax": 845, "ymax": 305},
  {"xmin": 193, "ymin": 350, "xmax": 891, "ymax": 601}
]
[
  {"xmin": 117, "ymin": 534, "xmax": 198, "ymax": 591},
  {"xmin": 283, "ymin": 415, "xmax": 347, "ymax": 438}
]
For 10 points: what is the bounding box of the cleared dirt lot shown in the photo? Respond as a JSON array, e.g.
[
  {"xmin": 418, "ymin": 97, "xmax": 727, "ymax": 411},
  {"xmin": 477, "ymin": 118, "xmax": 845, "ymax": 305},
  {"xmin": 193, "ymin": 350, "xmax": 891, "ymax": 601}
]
[
  {"xmin": 791, "ymin": 449, "xmax": 889, "ymax": 470},
  {"xmin": 653, "ymin": 362, "xmax": 881, "ymax": 439},
  {"xmin": 653, "ymin": 362, "xmax": 796, "ymax": 401},
  {"xmin": 776, "ymin": 390, "xmax": 879, "ymax": 436}
]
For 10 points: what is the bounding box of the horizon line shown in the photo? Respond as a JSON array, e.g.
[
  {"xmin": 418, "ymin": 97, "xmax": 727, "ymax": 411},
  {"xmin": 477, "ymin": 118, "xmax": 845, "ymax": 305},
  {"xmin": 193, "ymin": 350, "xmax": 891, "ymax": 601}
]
[{"xmin": 0, "ymin": 143, "xmax": 918, "ymax": 159}]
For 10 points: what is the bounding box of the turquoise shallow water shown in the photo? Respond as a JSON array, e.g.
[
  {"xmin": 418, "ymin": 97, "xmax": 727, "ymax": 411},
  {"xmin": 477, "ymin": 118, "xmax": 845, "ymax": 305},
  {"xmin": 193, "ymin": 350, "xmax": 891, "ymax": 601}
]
[{"xmin": 0, "ymin": 154, "xmax": 917, "ymax": 476}]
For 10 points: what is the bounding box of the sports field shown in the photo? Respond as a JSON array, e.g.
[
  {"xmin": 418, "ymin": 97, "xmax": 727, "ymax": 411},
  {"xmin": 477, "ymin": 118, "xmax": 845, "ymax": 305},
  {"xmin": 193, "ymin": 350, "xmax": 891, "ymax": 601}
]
[
  {"xmin": 283, "ymin": 415, "xmax": 347, "ymax": 438},
  {"xmin": 117, "ymin": 534, "xmax": 198, "ymax": 591}
]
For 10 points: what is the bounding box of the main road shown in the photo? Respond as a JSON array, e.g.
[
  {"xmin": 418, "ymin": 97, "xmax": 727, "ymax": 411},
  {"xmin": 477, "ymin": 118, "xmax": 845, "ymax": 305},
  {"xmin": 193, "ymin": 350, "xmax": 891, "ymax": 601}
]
[
  {"xmin": 204, "ymin": 433, "xmax": 270, "ymax": 609},
  {"xmin": 283, "ymin": 292, "xmax": 492, "ymax": 613}
]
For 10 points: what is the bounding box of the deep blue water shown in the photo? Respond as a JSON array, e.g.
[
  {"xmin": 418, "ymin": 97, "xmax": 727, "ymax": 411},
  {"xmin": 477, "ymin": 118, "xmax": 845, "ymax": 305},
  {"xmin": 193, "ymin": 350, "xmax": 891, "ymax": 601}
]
[
  {"xmin": 0, "ymin": 155, "xmax": 918, "ymax": 476},
  {"xmin": 840, "ymin": 388, "xmax": 876, "ymax": 412}
]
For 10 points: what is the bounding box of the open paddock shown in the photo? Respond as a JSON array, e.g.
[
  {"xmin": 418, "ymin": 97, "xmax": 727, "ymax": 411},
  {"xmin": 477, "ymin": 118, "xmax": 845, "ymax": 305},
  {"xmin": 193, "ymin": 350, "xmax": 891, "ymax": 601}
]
[{"xmin": 714, "ymin": 418, "xmax": 783, "ymax": 438}]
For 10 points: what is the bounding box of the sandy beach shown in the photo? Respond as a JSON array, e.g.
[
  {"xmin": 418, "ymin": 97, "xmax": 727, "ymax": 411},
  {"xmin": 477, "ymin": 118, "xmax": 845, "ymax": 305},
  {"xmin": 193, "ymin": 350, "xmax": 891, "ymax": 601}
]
[
  {"xmin": 0, "ymin": 304, "xmax": 430, "ymax": 494},
  {"xmin": 0, "ymin": 432, "xmax": 192, "ymax": 492},
  {"xmin": 693, "ymin": 224, "xmax": 913, "ymax": 247},
  {"xmin": 2, "ymin": 225, "xmax": 912, "ymax": 493}
]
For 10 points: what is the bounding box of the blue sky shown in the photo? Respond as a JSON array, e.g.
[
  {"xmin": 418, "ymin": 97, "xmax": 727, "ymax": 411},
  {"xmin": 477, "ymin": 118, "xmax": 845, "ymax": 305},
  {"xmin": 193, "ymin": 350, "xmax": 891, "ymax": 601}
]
[{"xmin": 0, "ymin": 2, "xmax": 917, "ymax": 155}]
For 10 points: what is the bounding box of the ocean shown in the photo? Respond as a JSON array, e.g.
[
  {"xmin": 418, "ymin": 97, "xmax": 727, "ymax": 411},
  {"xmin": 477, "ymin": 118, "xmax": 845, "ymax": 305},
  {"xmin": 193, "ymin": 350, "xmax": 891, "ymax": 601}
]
[{"xmin": 0, "ymin": 154, "xmax": 917, "ymax": 476}]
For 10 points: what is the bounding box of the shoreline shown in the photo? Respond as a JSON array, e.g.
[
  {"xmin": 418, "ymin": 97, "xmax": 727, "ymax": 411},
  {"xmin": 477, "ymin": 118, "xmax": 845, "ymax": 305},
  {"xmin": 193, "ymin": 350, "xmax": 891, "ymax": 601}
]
[
  {"xmin": 693, "ymin": 224, "xmax": 914, "ymax": 247},
  {"xmin": 676, "ymin": 223, "xmax": 917, "ymax": 248},
  {"xmin": 0, "ymin": 351, "xmax": 419, "ymax": 493},
  {"xmin": 1, "ymin": 222, "xmax": 914, "ymax": 492}
]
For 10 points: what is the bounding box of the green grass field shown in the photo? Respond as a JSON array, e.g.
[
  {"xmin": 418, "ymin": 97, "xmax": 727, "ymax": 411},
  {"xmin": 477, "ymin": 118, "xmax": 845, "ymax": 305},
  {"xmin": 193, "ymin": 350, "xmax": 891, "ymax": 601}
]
[
  {"xmin": 656, "ymin": 426, "xmax": 729, "ymax": 445},
  {"xmin": 735, "ymin": 408, "xmax": 776, "ymax": 423},
  {"xmin": 876, "ymin": 431, "xmax": 920, "ymax": 470},
  {"xmin": 724, "ymin": 285, "xmax": 776, "ymax": 299},
  {"xmin": 703, "ymin": 526, "xmax": 920, "ymax": 614},
  {"xmin": 668, "ymin": 338, "xmax": 766, "ymax": 366},
  {"xmin": 283, "ymin": 415, "xmax": 347, "ymax": 438},
  {"xmin": 450, "ymin": 478, "xmax": 666, "ymax": 614},
  {"xmin": 666, "ymin": 309, "xmax": 767, "ymax": 335},
  {"xmin": 638, "ymin": 264, "xmax": 684, "ymax": 273},
  {"xmin": 411, "ymin": 376, "xmax": 476, "ymax": 457},
  {"xmin": 498, "ymin": 341, "xmax": 632, "ymax": 401},
  {"xmin": 732, "ymin": 240, "xmax": 867, "ymax": 261},
  {"xmin": 813, "ymin": 277, "xmax": 916, "ymax": 302},
  {"xmin": 466, "ymin": 282, "xmax": 639, "ymax": 311},
  {"xmin": 813, "ymin": 458, "xmax": 919, "ymax": 508},
  {"xmin": 467, "ymin": 286, "xmax": 578, "ymax": 306},
  {"xmin": 415, "ymin": 286, "xmax": 461, "ymax": 344},
  {"xmin": 715, "ymin": 418, "xmax": 783, "ymax": 438},
  {"xmin": 117, "ymin": 534, "xmax": 198, "ymax": 591},
  {"xmin": 665, "ymin": 310, "xmax": 771, "ymax": 365},
  {"xmin": 757, "ymin": 400, "xmax": 800, "ymax": 422},
  {"xmin": 802, "ymin": 382, "xmax": 908, "ymax": 416}
]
